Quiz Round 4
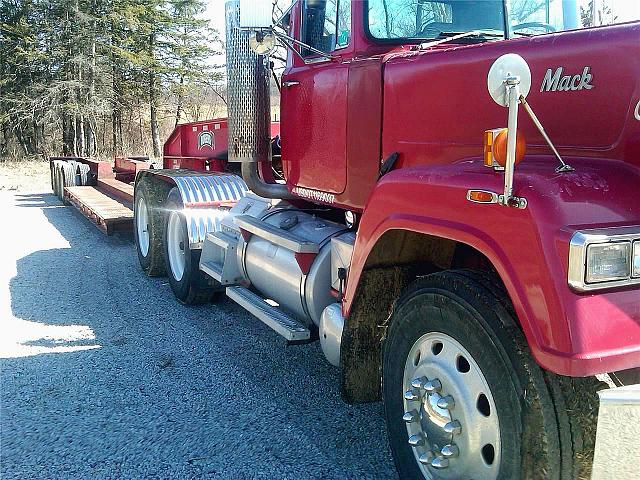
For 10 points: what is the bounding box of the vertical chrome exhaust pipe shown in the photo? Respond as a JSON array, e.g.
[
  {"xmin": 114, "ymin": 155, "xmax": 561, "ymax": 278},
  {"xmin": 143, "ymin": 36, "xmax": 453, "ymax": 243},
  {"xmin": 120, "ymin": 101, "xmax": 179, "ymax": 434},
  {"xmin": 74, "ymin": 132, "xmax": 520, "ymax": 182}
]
[{"xmin": 224, "ymin": 0, "xmax": 295, "ymax": 199}]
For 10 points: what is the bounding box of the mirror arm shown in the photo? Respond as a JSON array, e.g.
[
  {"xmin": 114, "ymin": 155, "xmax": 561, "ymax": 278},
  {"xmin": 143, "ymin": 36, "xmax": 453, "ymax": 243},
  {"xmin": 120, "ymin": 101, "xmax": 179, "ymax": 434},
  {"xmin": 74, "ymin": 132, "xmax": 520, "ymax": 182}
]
[
  {"xmin": 271, "ymin": 30, "xmax": 336, "ymax": 60},
  {"xmin": 272, "ymin": 32, "xmax": 306, "ymax": 62},
  {"xmin": 502, "ymin": 76, "xmax": 520, "ymax": 204},
  {"xmin": 519, "ymin": 95, "xmax": 574, "ymax": 173}
]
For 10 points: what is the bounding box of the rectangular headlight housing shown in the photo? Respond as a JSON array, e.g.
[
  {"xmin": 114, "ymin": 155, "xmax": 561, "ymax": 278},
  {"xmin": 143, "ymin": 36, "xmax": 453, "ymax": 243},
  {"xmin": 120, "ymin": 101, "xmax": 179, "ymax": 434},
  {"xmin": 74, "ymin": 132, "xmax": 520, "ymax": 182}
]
[
  {"xmin": 585, "ymin": 242, "xmax": 630, "ymax": 283},
  {"xmin": 569, "ymin": 227, "xmax": 640, "ymax": 292}
]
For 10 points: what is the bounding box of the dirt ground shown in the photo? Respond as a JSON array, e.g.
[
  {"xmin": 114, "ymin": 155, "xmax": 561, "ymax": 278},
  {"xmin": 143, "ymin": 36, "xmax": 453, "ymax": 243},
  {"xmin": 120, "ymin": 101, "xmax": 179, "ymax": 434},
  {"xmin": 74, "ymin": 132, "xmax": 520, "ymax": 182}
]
[{"xmin": 0, "ymin": 160, "xmax": 53, "ymax": 193}]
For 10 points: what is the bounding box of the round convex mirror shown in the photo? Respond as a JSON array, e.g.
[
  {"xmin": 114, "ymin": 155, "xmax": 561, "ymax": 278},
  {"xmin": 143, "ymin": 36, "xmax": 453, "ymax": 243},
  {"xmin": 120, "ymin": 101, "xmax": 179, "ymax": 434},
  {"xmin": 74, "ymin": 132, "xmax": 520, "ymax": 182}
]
[{"xmin": 487, "ymin": 54, "xmax": 532, "ymax": 107}]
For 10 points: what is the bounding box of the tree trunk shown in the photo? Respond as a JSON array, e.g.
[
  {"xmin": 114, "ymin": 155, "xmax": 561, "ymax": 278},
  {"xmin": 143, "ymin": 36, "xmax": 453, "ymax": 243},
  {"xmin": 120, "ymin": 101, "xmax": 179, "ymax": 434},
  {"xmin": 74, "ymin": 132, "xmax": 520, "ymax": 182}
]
[
  {"xmin": 174, "ymin": 75, "xmax": 184, "ymax": 128},
  {"xmin": 0, "ymin": 122, "xmax": 10, "ymax": 158},
  {"xmin": 63, "ymin": 114, "xmax": 74, "ymax": 156},
  {"xmin": 150, "ymin": 95, "xmax": 161, "ymax": 159},
  {"xmin": 76, "ymin": 115, "xmax": 86, "ymax": 157},
  {"xmin": 148, "ymin": 31, "xmax": 162, "ymax": 159}
]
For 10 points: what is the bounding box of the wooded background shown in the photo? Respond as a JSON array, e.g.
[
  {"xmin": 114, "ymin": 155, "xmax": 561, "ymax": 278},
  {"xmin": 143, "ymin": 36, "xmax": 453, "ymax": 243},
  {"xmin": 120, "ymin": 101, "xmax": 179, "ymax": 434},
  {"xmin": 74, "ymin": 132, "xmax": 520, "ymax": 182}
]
[{"xmin": 1, "ymin": 0, "xmax": 228, "ymax": 162}]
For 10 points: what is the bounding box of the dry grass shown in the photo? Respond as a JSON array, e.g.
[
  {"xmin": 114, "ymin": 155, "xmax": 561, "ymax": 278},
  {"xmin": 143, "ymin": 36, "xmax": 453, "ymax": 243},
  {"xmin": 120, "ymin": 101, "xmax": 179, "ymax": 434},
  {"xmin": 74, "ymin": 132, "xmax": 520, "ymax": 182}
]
[{"xmin": 0, "ymin": 159, "xmax": 52, "ymax": 193}]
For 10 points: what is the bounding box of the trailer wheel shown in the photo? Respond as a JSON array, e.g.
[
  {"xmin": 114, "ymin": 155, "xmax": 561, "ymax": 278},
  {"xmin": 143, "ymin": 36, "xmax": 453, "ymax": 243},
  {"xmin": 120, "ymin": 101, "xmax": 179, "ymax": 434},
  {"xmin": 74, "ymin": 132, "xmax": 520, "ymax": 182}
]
[
  {"xmin": 53, "ymin": 161, "xmax": 74, "ymax": 200},
  {"xmin": 50, "ymin": 161, "xmax": 56, "ymax": 193},
  {"xmin": 76, "ymin": 163, "xmax": 91, "ymax": 186},
  {"xmin": 62, "ymin": 161, "xmax": 77, "ymax": 188},
  {"xmin": 383, "ymin": 270, "xmax": 590, "ymax": 479},
  {"xmin": 163, "ymin": 188, "xmax": 221, "ymax": 304},
  {"xmin": 51, "ymin": 161, "xmax": 60, "ymax": 197},
  {"xmin": 134, "ymin": 181, "xmax": 165, "ymax": 276}
]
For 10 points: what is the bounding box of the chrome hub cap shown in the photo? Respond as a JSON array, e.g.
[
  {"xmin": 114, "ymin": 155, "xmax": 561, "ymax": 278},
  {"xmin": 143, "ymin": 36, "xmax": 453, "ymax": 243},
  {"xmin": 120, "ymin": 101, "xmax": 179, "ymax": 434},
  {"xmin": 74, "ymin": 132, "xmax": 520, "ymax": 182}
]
[
  {"xmin": 167, "ymin": 210, "xmax": 186, "ymax": 281},
  {"xmin": 136, "ymin": 196, "xmax": 150, "ymax": 257},
  {"xmin": 403, "ymin": 332, "xmax": 500, "ymax": 479}
]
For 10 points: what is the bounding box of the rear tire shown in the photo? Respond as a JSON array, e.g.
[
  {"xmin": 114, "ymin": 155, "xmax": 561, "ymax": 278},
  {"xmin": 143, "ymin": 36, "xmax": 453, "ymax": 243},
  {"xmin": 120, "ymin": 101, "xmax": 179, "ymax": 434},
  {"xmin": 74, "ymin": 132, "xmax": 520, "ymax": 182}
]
[
  {"xmin": 163, "ymin": 188, "xmax": 221, "ymax": 304},
  {"xmin": 383, "ymin": 270, "xmax": 597, "ymax": 480},
  {"xmin": 134, "ymin": 180, "xmax": 166, "ymax": 276}
]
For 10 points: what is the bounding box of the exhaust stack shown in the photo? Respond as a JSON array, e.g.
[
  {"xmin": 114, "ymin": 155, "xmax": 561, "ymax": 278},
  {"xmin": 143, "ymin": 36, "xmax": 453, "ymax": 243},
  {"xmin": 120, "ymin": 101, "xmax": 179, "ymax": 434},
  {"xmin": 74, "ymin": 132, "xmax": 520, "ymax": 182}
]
[
  {"xmin": 225, "ymin": 1, "xmax": 294, "ymax": 199},
  {"xmin": 224, "ymin": 0, "xmax": 271, "ymax": 163}
]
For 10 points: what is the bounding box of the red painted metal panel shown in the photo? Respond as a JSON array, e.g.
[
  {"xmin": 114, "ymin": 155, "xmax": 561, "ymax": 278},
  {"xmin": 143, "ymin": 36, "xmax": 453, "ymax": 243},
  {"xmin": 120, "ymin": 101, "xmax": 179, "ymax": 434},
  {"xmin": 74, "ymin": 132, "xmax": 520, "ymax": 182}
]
[
  {"xmin": 380, "ymin": 23, "xmax": 640, "ymax": 173},
  {"xmin": 344, "ymin": 157, "xmax": 640, "ymax": 377},
  {"xmin": 281, "ymin": 62, "xmax": 350, "ymax": 194},
  {"xmin": 162, "ymin": 119, "xmax": 281, "ymax": 170}
]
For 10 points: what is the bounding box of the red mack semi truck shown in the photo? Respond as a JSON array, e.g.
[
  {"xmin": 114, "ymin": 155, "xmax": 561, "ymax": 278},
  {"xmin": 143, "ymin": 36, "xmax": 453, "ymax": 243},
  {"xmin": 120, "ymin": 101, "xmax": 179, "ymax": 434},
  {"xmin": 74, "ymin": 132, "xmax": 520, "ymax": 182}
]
[{"xmin": 95, "ymin": 0, "xmax": 640, "ymax": 478}]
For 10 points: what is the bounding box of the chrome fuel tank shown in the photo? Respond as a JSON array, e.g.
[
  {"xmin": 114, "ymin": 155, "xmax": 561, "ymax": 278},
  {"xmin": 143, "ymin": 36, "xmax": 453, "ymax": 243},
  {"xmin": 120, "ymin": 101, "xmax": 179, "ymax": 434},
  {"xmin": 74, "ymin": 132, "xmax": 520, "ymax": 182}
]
[{"xmin": 243, "ymin": 210, "xmax": 347, "ymax": 326}]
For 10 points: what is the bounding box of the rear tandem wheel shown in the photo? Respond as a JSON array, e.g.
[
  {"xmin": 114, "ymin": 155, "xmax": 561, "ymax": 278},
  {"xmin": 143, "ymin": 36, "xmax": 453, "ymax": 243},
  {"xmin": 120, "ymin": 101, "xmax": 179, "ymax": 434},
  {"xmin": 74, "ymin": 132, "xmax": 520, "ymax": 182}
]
[{"xmin": 163, "ymin": 188, "xmax": 222, "ymax": 304}]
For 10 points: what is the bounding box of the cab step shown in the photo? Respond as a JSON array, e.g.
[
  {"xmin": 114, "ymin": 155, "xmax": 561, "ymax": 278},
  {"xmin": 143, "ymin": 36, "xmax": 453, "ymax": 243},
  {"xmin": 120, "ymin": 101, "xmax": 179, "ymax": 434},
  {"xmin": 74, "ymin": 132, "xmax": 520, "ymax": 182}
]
[
  {"xmin": 226, "ymin": 285, "xmax": 312, "ymax": 343},
  {"xmin": 199, "ymin": 230, "xmax": 243, "ymax": 285}
]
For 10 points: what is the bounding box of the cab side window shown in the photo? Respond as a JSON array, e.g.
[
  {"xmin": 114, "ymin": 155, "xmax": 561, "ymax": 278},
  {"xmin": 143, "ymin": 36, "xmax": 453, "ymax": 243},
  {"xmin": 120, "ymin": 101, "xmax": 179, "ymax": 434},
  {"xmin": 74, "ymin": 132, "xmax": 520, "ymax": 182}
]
[{"xmin": 302, "ymin": 0, "xmax": 351, "ymax": 56}]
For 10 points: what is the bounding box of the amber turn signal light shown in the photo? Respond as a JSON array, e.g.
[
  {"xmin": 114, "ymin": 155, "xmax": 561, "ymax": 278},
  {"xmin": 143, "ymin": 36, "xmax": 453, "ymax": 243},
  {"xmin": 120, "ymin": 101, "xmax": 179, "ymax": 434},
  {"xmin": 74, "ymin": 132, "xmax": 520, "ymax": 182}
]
[
  {"xmin": 484, "ymin": 128, "xmax": 526, "ymax": 169},
  {"xmin": 467, "ymin": 190, "xmax": 498, "ymax": 204}
]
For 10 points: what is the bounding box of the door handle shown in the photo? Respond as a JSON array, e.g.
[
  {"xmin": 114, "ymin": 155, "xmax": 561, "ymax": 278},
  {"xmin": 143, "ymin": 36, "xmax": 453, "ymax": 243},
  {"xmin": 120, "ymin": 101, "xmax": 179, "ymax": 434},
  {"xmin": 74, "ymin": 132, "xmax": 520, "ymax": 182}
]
[{"xmin": 282, "ymin": 80, "xmax": 300, "ymax": 88}]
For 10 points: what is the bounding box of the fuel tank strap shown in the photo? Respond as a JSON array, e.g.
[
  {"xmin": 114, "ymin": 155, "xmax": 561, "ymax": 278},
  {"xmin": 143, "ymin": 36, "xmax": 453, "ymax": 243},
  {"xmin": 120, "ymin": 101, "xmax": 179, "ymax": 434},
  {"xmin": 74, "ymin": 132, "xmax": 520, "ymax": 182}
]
[{"xmin": 234, "ymin": 215, "xmax": 320, "ymax": 253}]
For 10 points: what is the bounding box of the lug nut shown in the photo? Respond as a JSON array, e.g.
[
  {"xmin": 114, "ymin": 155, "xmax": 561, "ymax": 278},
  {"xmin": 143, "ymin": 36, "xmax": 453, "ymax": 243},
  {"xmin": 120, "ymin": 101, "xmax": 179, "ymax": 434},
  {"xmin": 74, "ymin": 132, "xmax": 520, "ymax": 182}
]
[
  {"xmin": 411, "ymin": 376, "xmax": 428, "ymax": 389},
  {"xmin": 404, "ymin": 388, "xmax": 421, "ymax": 401},
  {"xmin": 443, "ymin": 420, "xmax": 462, "ymax": 435},
  {"xmin": 437, "ymin": 395, "xmax": 455, "ymax": 410},
  {"xmin": 424, "ymin": 378, "xmax": 442, "ymax": 393},
  {"xmin": 418, "ymin": 451, "xmax": 435, "ymax": 465},
  {"xmin": 403, "ymin": 410, "xmax": 419, "ymax": 423},
  {"xmin": 431, "ymin": 456, "xmax": 450, "ymax": 469},
  {"xmin": 441, "ymin": 444, "xmax": 459, "ymax": 458},
  {"xmin": 408, "ymin": 434, "xmax": 425, "ymax": 447}
]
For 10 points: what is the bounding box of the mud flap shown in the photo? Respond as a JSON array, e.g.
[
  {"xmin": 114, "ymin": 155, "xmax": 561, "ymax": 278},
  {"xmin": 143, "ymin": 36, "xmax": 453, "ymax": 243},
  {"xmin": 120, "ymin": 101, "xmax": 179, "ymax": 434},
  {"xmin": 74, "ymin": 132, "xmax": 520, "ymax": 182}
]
[{"xmin": 591, "ymin": 384, "xmax": 640, "ymax": 479}]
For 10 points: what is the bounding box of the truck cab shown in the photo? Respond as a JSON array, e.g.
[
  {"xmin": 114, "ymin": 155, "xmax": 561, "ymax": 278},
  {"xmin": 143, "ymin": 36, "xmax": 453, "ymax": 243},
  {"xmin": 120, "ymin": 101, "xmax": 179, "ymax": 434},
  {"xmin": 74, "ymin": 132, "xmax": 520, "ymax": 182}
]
[{"xmin": 145, "ymin": 1, "xmax": 640, "ymax": 478}]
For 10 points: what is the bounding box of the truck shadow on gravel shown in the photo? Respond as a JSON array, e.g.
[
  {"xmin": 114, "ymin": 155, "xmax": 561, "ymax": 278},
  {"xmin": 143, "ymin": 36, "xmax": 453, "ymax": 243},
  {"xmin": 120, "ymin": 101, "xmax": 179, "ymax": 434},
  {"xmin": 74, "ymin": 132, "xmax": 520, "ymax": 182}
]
[{"xmin": 3, "ymin": 192, "xmax": 397, "ymax": 479}]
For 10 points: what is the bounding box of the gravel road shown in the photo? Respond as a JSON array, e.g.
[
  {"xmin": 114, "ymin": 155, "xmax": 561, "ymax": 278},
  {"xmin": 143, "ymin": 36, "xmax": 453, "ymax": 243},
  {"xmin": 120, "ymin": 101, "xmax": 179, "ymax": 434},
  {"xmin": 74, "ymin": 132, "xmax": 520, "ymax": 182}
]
[{"xmin": 0, "ymin": 190, "xmax": 397, "ymax": 479}]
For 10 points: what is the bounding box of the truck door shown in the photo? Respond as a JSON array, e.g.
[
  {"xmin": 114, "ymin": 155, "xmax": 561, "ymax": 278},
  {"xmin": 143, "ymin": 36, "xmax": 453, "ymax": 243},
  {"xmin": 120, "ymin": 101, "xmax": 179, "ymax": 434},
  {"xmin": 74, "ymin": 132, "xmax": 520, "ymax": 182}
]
[{"xmin": 280, "ymin": 0, "xmax": 352, "ymax": 195}]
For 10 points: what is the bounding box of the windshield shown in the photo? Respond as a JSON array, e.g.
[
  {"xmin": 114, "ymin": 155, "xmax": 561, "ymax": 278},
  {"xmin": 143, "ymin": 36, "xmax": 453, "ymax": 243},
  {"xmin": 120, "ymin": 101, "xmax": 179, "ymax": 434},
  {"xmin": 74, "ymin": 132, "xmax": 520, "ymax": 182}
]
[
  {"xmin": 367, "ymin": 0, "xmax": 640, "ymax": 42},
  {"xmin": 368, "ymin": 0, "xmax": 506, "ymax": 40}
]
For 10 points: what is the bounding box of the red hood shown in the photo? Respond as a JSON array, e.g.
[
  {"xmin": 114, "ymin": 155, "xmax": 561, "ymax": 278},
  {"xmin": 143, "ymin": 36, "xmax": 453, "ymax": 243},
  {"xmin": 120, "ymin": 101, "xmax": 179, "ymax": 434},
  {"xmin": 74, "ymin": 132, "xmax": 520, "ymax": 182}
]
[{"xmin": 382, "ymin": 22, "xmax": 640, "ymax": 171}]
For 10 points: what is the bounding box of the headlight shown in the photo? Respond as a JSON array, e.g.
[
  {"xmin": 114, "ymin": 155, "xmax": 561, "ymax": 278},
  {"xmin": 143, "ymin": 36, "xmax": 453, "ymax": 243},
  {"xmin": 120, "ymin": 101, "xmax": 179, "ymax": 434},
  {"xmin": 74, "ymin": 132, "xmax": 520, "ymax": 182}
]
[
  {"xmin": 568, "ymin": 228, "xmax": 640, "ymax": 292},
  {"xmin": 585, "ymin": 242, "xmax": 630, "ymax": 283}
]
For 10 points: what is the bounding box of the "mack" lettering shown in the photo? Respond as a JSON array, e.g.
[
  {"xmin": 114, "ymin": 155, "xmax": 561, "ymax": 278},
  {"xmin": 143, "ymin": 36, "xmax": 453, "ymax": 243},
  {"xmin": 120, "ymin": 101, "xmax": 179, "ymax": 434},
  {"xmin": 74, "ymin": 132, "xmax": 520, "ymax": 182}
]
[{"xmin": 540, "ymin": 66, "xmax": 594, "ymax": 92}]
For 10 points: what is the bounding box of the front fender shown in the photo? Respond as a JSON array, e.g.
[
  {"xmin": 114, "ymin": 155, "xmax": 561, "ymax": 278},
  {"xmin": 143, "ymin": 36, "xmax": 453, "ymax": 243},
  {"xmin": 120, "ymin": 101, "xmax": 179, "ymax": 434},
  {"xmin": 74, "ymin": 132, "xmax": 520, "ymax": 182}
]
[{"xmin": 345, "ymin": 157, "xmax": 640, "ymax": 376}]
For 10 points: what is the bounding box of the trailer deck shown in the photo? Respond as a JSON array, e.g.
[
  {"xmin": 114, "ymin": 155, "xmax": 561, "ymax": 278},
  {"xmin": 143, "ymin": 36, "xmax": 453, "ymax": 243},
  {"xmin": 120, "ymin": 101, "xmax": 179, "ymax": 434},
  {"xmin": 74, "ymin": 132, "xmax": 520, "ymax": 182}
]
[
  {"xmin": 50, "ymin": 156, "xmax": 141, "ymax": 235},
  {"xmin": 64, "ymin": 185, "xmax": 133, "ymax": 235}
]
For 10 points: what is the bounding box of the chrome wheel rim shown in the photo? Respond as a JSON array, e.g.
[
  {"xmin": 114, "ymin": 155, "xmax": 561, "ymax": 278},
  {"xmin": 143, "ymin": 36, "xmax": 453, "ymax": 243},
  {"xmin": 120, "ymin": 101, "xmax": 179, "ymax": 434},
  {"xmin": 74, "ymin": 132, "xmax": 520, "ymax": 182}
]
[
  {"xmin": 403, "ymin": 332, "xmax": 500, "ymax": 479},
  {"xmin": 136, "ymin": 196, "xmax": 150, "ymax": 257},
  {"xmin": 167, "ymin": 210, "xmax": 186, "ymax": 282}
]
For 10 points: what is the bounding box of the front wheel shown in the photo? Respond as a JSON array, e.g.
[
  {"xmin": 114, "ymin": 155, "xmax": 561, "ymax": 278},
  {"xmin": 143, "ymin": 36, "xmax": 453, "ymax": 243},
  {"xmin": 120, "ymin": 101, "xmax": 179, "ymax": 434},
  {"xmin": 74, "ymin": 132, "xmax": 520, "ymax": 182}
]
[
  {"xmin": 383, "ymin": 270, "xmax": 595, "ymax": 480},
  {"xmin": 163, "ymin": 188, "xmax": 221, "ymax": 304}
]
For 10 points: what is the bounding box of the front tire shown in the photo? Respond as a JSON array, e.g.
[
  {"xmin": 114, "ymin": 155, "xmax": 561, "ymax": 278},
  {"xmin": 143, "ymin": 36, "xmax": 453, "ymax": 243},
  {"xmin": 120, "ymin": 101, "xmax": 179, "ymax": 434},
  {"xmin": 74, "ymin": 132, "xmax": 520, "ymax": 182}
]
[
  {"xmin": 163, "ymin": 188, "xmax": 221, "ymax": 304},
  {"xmin": 383, "ymin": 270, "xmax": 595, "ymax": 480}
]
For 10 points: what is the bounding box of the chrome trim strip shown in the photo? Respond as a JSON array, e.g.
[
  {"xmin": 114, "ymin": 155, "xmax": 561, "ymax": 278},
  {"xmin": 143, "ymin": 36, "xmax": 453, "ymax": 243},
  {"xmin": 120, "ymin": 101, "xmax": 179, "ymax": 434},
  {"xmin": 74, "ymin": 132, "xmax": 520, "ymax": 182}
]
[{"xmin": 568, "ymin": 227, "xmax": 640, "ymax": 292}]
